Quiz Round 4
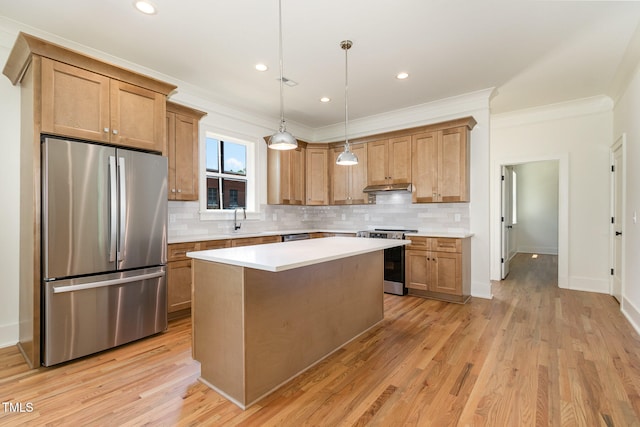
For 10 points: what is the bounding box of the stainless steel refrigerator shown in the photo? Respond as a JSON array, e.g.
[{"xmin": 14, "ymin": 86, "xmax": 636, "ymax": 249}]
[{"xmin": 41, "ymin": 136, "xmax": 168, "ymax": 366}]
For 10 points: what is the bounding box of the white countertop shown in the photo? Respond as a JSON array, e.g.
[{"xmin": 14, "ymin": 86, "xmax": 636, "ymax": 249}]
[
  {"xmin": 187, "ymin": 236, "xmax": 409, "ymax": 272},
  {"xmin": 405, "ymin": 231, "xmax": 474, "ymax": 239}
]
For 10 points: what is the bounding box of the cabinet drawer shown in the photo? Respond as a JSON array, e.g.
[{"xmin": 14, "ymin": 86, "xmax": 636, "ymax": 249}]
[
  {"xmin": 406, "ymin": 236, "xmax": 429, "ymax": 251},
  {"xmin": 168, "ymin": 242, "xmax": 199, "ymax": 261},
  {"xmin": 201, "ymin": 239, "xmax": 231, "ymax": 250},
  {"xmin": 431, "ymin": 238, "xmax": 461, "ymax": 253}
]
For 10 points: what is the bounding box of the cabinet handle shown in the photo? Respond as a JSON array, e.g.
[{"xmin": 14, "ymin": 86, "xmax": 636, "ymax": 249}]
[
  {"xmin": 112, "ymin": 129, "xmax": 119, "ymax": 135},
  {"xmin": 171, "ymin": 189, "xmax": 176, "ymax": 193},
  {"xmin": 177, "ymin": 189, "xmax": 182, "ymax": 193},
  {"xmin": 104, "ymin": 127, "xmax": 109, "ymax": 133}
]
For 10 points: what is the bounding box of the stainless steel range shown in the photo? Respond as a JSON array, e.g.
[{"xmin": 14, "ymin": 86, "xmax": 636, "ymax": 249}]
[{"xmin": 356, "ymin": 228, "xmax": 417, "ymax": 295}]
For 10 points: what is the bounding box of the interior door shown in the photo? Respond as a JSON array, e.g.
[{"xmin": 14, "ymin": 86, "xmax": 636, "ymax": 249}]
[
  {"xmin": 501, "ymin": 165, "xmax": 514, "ymax": 279},
  {"xmin": 612, "ymin": 140, "xmax": 624, "ymax": 302}
]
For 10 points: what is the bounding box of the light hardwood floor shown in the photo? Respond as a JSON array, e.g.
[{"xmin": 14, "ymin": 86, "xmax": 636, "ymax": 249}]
[{"xmin": 2, "ymin": 253, "xmax": 640, "ymax": 426}]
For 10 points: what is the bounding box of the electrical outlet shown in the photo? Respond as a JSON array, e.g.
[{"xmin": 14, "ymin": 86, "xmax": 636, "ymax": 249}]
[
  {"xmin": 364, "ymin": 214, "xmax": 370, "ymax": 221},
  {"xmin": 341, "ymin": 214, "xmax": 346, "ymax": 221},
  {"xmin": 454, "ymin": 213, "xmax": 461, "ymax": 222},
  {"xmin": 272, "ymin": 213, "xmax": 277, "ymax": 221}
]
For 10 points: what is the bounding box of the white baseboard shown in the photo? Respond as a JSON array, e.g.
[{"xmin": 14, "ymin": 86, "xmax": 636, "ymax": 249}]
[
  {"xmin": 567, "ymin": 276, "xmax": 609, "ymax": 294},
  {"xmin": 471, "ymin": 280, "xmax": 493, "ymax": 300},
  {"xmin": 517, "ymin": 247, "xmax": 559, "ymax": 255},
  {"xmin": 622, "ymin": 297, "xmax": 640, "ymax": 336},
  {"xmin": 0, "ymin": 322, "xmax": 18, "ymax": 349}
]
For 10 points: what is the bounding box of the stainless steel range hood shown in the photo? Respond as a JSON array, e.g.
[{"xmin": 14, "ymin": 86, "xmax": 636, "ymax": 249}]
[{"xmin": 362, "ymin": 183, "xmax": 412, "ymax": 193}]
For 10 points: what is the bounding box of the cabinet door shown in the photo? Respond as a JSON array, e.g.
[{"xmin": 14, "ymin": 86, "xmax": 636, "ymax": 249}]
[
  {"xmin": 388, "ymin": 136, "xmax": 411, "ymax": 183},
  {"xmin": 367, "ymin": 139, "xmax": 388, "ymax": 185},
  {"xmin": 430, "ymin": 252, "xmax": 462, "ymax": 295},
  {"xmin": 405, "ymin": 250, "xmax": 429, "ymax": 291},
  {"xmin": 439, "ymin": 127, "xmax": 469, "ymax": 202},
  {"xmin": 411, "ymin": 132, "xmax": 439, "ymax": 203},
  {"xmin": 110, "ymin": 80, "xmax": 165, "ymax": 153},
  {"xmin": 349, "ymin": 144, "xmax": 368, "ymax": 204},
  {"xmin": 41, "ymin": 58, "xmax": 111, "ymax": 143},
  {"xmin": 290, "ymin": 147, "xmax": 306, "ymax": 205},
  {"xmin": 306, "ymin": 148, "xmax": 328, "ymax": 205},
  {"xmin": 330, "ymin": 147, "xmax": 350, "ymax": 204},
  {"xmin": 167, "ymin": 259, "xmax": 192, "ymax": 313},
  {"xmin": 172, "ymin": 112, "xmax": 199, "ymax": 200}
]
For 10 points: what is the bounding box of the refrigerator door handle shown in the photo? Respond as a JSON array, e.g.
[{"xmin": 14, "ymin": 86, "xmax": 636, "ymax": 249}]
[
  {"xmin": 118, "ymin": 156, "xmax": 127, "ymax": 262},
  {"xmin": 109, "ymin": 156, "xmax": 118, "ymax": 263},
  {"xmin": 52, "ymin": 271, "xmax": 165, "ymax": 294}
]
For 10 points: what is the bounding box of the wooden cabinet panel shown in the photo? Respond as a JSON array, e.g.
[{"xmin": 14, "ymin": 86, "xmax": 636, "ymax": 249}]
[
  {"xmin": 367, "ymin": 137, "xmax": 410, "ymax": 186},
  {"xmin": 41, "ymin": 57, "xmax": 166, "ymax": 153},
  {"xmin": 406, "ymin": 249, "xmax": 429, "ymax": 291},
  {"xmin": 166, "ymin": 102, "xmax": 206, "ymax": 201},
  {"xmin": 231, "ymin": 235, "xmax": 281, "ymax": 247},
  {"xmin": 439, "ymin": 127, "xmax": 469, "ymax": 202},
  {"xmin": 305, "ymin": 147, "xmax": 328, "ymax": 205},
  {"xmin": 168, "ymin": 242, "xmax": 198, "ymax": 262},
  {"xmin": 41, "ymin": 58, "xmax": 111, "ymax": 143},
  {"xmin": 201, "ymin": 240, "xmax": 231, "ymax": 250},
  {"xmin": 167, "ymin": 259, "xmax": 193, "ymax": 313},
  {"xmin": 110, "ymin": 80, "xmax": 165, "ymax": 152},
  {"xmin": 388, "ymin": 136, "xmax": 411, "ymax": 184},
  {"xmin": 405, "ymin": 237, "xmax": 470, "ymax": 303},
  {"xmin": 431, "ymin": 252, "xmax": 462, "ymax": 295},
  {"xmin": 330, "ymin": 143, "xmax": 368, "ymax": 205},
  {"xmin": 411, "ymin": 132, "xmax": 438, "ymax": 203},
  {"xmin": 412, "ymin": 126, "xmax": 470, "ymax": 203},
  {"xmin": 268, "ymin": 146, "xmax": 305, "ymax": 205}
]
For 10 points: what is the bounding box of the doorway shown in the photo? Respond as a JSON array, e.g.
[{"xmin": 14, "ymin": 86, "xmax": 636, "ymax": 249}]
[
  {"xmin": 501, "ymin": 161, "xmax": 559, "ymax": 279},
  {"xmin": 610, "ymin": 134, "xmax": 625, "ymax": 303},
  {"xmin": 494, "ymin": 154, "xmax": 568, "ymax": 287}
]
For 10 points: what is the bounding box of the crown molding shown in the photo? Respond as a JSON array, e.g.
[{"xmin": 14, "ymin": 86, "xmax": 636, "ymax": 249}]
[
  {"xmin": 312, "ymin": 88, "xmax": 494, "ymax": 143},
  {"xmin": 491, "ymin": 95, "xmax": 613, "ymax": 129}
]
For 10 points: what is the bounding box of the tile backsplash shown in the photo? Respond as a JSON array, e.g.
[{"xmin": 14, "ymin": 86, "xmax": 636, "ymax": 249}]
[{"xmin": 168, "ymin": 192, "xmax": 469, "ymax": 240}]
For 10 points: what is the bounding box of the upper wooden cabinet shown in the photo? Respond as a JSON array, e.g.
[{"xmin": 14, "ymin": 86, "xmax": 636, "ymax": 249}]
[
  {"xmin": 267, "ymin": 144, "xmax": 306, "ymax": 205},
  {"xmin": 367, "ymin": 136, "xmax": 411, "ymax": 186},
  {"xmin": 166, "ymin": 101, "xmax": 207, "ymax": 201},
  {"xmin": 330, "ymin": 144, "xmax": 368, "ymax": 205},
  {"xmin": 305, "ymin": 147, "xmax": 329, "ymax": 205},
  {"xmin": 412, "ymin": 119, "xmax": 475, "ymax": 203},
  {"xmin": 40, "ymin": 57, "xmax": 167, "ymax": 153}
]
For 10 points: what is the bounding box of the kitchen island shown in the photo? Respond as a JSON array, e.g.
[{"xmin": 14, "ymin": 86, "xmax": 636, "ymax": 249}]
[{"xmin": 187, "ymin": 236, "xmax": 409, "ymax": 409}]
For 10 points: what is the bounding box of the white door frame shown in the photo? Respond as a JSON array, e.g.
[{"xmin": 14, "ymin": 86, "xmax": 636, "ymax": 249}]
[
  {"xmin": 610, "ymin": 134, "xmax": 626, "ymax": 301},
  {"xmin": 491, "ymin": 153, "xmax": 569, "ymax": 287}
]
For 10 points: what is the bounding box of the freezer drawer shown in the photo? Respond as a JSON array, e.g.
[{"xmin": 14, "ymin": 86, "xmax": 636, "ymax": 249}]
[{"xmin": 43, "ymin": 266, "xmax": 167, "ymax": 366}]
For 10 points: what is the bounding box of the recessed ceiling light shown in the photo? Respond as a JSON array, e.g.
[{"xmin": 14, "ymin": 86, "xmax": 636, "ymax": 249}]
[
  {"xmin": 396, "ymin": 72, "xmax": 409, "ymax": 80},
  {"xmin": 134, "ymin": 0, "xmax": 157, "ymax": 15},
  {"xmin": 255, "ymin": 63, "xmax": 268, "ymax": 72},
  {"xmin": 320, "ymin": 97, "xmax": 331, "ymax": 103}
]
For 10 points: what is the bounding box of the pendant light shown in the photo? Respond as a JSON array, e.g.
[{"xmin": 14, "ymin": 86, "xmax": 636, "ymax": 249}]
[
  {"xmin": 336, "ymin": 40, "xmax": 358, "ymax": 166},
  {"xmin": 268, "ymin": 0, "xmax": 297, "ymax": 150}
]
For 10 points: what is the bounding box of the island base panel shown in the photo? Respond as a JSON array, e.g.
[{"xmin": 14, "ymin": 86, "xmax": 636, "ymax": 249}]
[{"xmin": 192, "ymin": 251, "xmax": 384, "ymax": 408}]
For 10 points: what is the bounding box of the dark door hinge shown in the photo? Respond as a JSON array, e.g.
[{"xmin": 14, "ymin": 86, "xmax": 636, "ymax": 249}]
[{"xmin": 611, "ymin": 268, "xmax": 614, "ymax": 276}]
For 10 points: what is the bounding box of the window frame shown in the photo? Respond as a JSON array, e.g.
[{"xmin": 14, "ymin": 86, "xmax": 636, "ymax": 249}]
[{"xmin": 198, "ymin": 129, "xmax": 259, "ymax": 221}]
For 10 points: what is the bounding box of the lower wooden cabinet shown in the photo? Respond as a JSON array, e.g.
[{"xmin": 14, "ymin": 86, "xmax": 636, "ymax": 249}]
[
  {"xmin": 167, "ymin": 236, "xmax": 281, "ymax": 317},
  {"xmin": 405, "ymin": 236, "xmax": 471, "ymax": 303}
]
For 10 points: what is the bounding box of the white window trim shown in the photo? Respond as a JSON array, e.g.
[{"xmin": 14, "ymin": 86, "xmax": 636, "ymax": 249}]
[{"xmin": 198, "ymin": 128, "xmax": 261, "ymax": 221}]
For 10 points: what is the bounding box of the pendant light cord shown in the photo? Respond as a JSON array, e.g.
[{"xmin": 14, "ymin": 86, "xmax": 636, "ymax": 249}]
[
  {"xmin": 278, "ymin": 0, "xmax": 285, "ymax": 132},
  {"xmin": 344, "ymin": 42, "xmax": 349, "ymax": 151}
]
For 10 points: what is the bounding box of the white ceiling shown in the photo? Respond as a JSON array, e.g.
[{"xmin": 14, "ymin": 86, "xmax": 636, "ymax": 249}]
[{"xmin": 1, "ymin": 0, "xmax": 640, "ymax": 129}]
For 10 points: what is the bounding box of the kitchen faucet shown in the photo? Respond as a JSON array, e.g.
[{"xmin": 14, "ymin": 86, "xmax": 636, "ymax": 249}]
[{"xmin": 234, "ymin": 207, "xmax": 246, "ymax": 231}]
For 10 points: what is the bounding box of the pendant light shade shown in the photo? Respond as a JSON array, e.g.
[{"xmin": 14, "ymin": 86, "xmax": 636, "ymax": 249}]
[
  {"xmin": 268, "ymin": 0, "xmax": 297, "ymax": 150},
  {"xmin": 336, "ymin": 40, "xmax": 358, "ymax": 166}
]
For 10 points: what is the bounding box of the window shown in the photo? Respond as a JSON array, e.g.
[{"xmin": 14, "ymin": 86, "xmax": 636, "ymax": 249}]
[{"xmin": 205, "ymin": 137, "xmax": 250, "ymax": 210}]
